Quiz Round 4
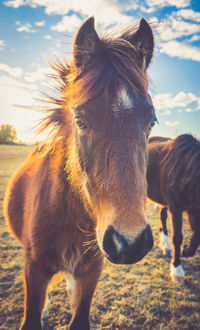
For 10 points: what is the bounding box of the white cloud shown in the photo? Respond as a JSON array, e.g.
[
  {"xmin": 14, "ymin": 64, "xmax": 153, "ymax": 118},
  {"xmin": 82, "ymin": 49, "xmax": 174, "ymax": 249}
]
[
  {"xmin": 3, "ymin": 0, "xmax": 121, "ymax": 17},
  {"xmin": 0, "ymin": 40, "xmax": 6, "ymax": 51},
  {"xmin": 87, "ymin": 1, "xmax": 134, "ymax": 28},
  {"xmin": 51, "ymin": 14, "xmax": 82, "ymax": 33},
  {"xmin": 153, "ymin": 93, "xmax": 172, "ymax": 110},
  {"xmin": 165, "ymin": 120, "xmax": 180, "ymax": 126},
  {"xmin": 0, "ymin": 63, "xmax": 23, "ymax": 77},
  {"xmin": 118, "ymin": 0, "xmax": 139, "ymax": 11},
  {"xmin": 196, "ymin": 99, "xmax": 200, "ymax": 111},
  {"xmin": 52, "ymin": 11, "xmax": 134, "ymax": 34},
  {"xmin": 4, "ymin": 0, "xmax": 26, "ymax": 8},
  {"xmin": 159, "ymin": 40, "xmax": 200, "ymax": 62},
  {"xmin": 161, "ymin": 110, "xmax": 171, "ymax": 115},
  {"xmin": 35, "ymin": 20, "xmax": 45, "ymax": 27},
  {"xmin": 36, "ymin": 0, "xmax": 127, "ymax": 20},
  {"xmin": 153, "ymin": 91, "xmax": 199, "ymax": 111},
  {"xmin": 157, "ymin": 16, "xmax": 200, "ymax": 41},
  {"xmin": 176, "ymin": 9, "xmax": 200, "ymax": 22},
  {"xmin": 0, "ymin": 75, "xmax": 37, "ymax": 99},
  {"xmin": 144, "ymin": 0, "xmax": 190, "ymax": 11},
  {"xmin": 24, "ymin": 67, "xmax": 50, "ymax": 83},
  {"xmin": 141, "ymin": 6, "xmax": 156, "ymax": 13},
  {"xmin": 44, "ymin": 35, "xmax": 51, "ymax": 39},
  {"xmin": 189, "ymin": 35, "xmax": 200, "ymax": 43},
  {"xmin": 173, "ymin": 91, "xmax": 197, "ymax": 106},
  {"xmin": 155, "ymin": 9, "xmax": 200, "ymax": 60},
  {"xmin": 10, "ymin": 1, "xmax": 194, "ymax": 44},
  {"xmin": 51, "ymin": 6, "xmax": 134, "ymax": 32},
  {"xmin": 16, "ymin": 22, "xmax": 37, "ymax": 33},
  {"xmin": 4, "ymin": 0, "xmax": 135, "ymax": 31},
  {"xmin": 0, "ymin": 75, "xmax": 41, "ymax": 141}
]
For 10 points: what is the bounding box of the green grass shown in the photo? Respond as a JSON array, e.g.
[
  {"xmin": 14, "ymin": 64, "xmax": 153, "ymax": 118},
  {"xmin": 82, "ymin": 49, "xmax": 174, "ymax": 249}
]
[{"xmin": 0, "ymin": 145, "xmax": 200, "ymax": 329}]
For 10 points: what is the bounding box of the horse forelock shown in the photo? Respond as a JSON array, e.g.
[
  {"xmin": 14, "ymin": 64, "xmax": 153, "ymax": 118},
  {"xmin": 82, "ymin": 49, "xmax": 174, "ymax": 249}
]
[{"xmin": 66, "ymin": 35, "xmax": 148, "ymax": 108}]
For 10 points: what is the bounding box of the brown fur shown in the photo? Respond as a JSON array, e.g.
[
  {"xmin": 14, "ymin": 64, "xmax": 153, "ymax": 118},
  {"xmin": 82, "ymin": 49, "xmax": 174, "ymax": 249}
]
[
  {"xmin": 147, "ymin": 134, "xmax": 200, "ymax": 273},
  {"xmin": 4, "ymin": 17, "xmax": 155, "ymax": 329},
  {"xmin": 148, "ymin": 134, "xmax": 200, "ymax": 210}
]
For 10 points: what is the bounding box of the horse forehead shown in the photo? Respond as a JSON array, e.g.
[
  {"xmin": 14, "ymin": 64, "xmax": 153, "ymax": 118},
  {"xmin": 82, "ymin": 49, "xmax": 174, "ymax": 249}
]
[{"xmin": 112, "ymin": 87, "xmax": 134, "ymax": 114}]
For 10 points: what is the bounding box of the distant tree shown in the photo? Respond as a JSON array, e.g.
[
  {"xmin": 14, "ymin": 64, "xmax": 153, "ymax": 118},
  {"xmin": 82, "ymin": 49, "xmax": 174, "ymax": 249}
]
[{"xmin": 0, "ymin": 124, "xmax": 18, "ymax": 144}]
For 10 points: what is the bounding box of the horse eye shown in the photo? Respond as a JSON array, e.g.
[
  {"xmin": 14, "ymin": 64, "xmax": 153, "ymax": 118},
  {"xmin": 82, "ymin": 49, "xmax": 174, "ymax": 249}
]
[
  {"xmin": 148, "ymin": 117, "xmax": 158, "ymax": 130},
  {"xmin": 75, "ymin": 116, "xmax": 88, "ymax": 130}
]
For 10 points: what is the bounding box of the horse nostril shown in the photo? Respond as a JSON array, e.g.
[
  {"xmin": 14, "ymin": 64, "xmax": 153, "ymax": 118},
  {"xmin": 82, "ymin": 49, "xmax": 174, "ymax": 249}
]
[
  {"xmin": 134, "ymin": 224, "xmax": 153, "ymax": 251},
  {"xmin": 103, "ymin": 225, "xmax": 128, "ymax": 259},
  {"xmin": 133, "ymin": 223, "xmax": 154, "ymax": 258},
  {"xmin": 144, "ymin": 223, "xmax": 154, "ymax": 250}
]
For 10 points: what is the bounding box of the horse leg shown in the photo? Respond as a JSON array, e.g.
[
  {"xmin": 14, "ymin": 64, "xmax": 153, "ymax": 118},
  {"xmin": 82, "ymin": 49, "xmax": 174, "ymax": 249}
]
[
  {"xmin": 159, "ymin": 207, "xmax": 172, "ymax": 256},
  {"xmin": 182, "ymin": 209, "xmax": 200, "ymax": 258},
  {"xmin": 169, "ymin": 209, "xmax": 185, "ymax": 282},
  {"xmin": 21, "ymin": 259, "xmax": 52, "ymax": 330},
  {"xmin": 69, "ymin": 258, "xmax": 103, "ymax": 330}
]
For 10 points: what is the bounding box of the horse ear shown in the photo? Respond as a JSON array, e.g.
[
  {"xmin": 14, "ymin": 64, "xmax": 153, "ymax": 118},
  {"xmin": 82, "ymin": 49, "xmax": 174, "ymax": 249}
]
[
  {"xmin": 73, "ymin": 17, "xmax": 101, "ymax": 69},
  {"xmin": 123, "ymin": 18, "xmax": 154, "ymax": 70}
]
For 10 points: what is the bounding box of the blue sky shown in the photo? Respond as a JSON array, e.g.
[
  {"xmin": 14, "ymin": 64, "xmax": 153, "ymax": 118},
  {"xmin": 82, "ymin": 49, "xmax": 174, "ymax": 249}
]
[{"xmin": 0, "ymin": 0, "xmax": 199, "ymax": 142}]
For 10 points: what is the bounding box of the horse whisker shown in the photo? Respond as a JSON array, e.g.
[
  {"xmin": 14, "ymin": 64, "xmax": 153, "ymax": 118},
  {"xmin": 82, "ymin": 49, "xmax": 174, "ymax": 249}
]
[
  {"xmin": 82, "ymin": 239, "xmax": 97, "ymax": 246},
  {"xmin": 85, "ymin": 232, "xmax": 96, "ymax": 236},
  {"xmin": 83, "ymin": 245, "xmax": 94, "ymax": 255},
  {"xmin": 83, "ymin": 241, "xmax": 101, "ymax": 257},
  {"xmin": 77, "ymin": 224, "xmax": 96, "ymax": 235},
  {"xmin": 94, "ymin": 249, "xmax": 102, "ymax": 258},
  {"xmin": 91, "ymin": 245, "xmax": 99, "ymax": 251}
]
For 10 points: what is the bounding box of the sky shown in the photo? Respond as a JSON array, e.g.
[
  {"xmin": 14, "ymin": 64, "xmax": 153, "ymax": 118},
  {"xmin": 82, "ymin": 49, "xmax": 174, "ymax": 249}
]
[{"xmin": 0, "ymin": 0, "xmax": 200, "ymax": 142}]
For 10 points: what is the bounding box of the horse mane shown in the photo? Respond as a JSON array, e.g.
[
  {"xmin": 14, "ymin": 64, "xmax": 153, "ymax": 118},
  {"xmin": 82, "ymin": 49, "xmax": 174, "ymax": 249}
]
[
  {"xmin": 161, "ymin": 134, "xmax": 200, "ymax": 200},
  {"xmin": 149, "ymin": 136, "xmax": 170, "ymax": 144},
  {"xmin": 37, "ymin": 24, "xmax": 148, "ymax": 138}
]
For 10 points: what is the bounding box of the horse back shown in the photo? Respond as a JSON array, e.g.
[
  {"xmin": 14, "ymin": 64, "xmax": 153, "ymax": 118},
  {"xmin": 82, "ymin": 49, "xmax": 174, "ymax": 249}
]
[{"xmin": 160, "ymin": 134, "xmax": 200, "ymax": 210}]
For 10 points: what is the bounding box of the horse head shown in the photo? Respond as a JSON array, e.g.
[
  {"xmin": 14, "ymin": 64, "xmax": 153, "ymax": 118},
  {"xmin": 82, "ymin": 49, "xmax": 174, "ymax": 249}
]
[{"xmin": 66, "ymin": 17, "xmax": 156, "ymax": 264}]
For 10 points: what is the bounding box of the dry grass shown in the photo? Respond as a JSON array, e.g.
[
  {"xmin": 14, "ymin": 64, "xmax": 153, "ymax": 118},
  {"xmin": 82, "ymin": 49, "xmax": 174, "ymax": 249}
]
[{"xmin": 0, "ymin": 145, "xmax": 200, "ymax": 330}]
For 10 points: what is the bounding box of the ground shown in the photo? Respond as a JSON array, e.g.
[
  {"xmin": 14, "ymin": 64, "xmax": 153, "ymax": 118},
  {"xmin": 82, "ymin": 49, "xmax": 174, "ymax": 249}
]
[{"xmin": 0, "ymin": 145, "xmax": 200, "ymax": 330}]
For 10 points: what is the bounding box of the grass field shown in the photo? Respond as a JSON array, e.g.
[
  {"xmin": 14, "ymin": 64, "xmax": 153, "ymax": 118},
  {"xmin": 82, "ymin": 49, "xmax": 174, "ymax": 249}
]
[{"xmin": 0, "ymin": 145, "xmax": 200, "ymax": 330}]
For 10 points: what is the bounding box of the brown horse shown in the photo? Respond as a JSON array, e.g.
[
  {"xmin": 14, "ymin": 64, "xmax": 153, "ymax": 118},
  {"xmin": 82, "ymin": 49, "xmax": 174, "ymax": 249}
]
[
  {"xmin": 4, "ymin": 17, "xmax": 156, "ymax": 329},
  {"xmin": 147, "ymin": 134, "xmax": 200, "ymax": 282}
]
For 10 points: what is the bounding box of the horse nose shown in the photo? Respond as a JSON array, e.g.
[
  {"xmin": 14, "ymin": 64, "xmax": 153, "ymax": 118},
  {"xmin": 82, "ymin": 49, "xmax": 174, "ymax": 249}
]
[{"xmin": 103, "ymin": 223, "xmax": 154, "ymax": 264}]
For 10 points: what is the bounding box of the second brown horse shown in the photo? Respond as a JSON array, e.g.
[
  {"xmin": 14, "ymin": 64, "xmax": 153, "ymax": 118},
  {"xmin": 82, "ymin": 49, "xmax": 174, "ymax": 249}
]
[{"xmin": 147, "ymin": 135, "xmax": 200, "ymax": 282}]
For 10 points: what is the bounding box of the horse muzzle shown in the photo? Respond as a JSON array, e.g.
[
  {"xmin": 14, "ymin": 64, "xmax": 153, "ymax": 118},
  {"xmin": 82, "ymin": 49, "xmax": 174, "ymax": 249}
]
[{"xmin": 103, "ymin": 223, "xmax": 154, "ymax": 264}]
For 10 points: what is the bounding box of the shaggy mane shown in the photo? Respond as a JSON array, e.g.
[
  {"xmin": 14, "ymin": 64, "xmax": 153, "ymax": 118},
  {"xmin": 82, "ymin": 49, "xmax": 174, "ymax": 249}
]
[
  {"xmin": 37, "ymin": 24, "xmax": 149, "ymax": 137},
  {"xmin": 161, "ymin": 134, "xmax": 200, "ymax": 201},
  {"xmin": 149, "ymin": 136, "xmax": 170, "ymax": 144}
]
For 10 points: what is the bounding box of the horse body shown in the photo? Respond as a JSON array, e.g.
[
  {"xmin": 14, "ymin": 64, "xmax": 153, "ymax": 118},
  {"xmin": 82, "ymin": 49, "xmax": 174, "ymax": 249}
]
[
  {"xmin": 4, "ymin": 17, "xmax": 155, "ymax": 329},
  {"xmin": 147, "ymin": 134, "xmax": 200, "ymax": 282},
  {"xmin": 6, "ymin": 138, "xmax": 95, "ymax": 275},
  {"xmin": 5, "ymin": 137, "xmax": 103, "ymax": 329}
]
